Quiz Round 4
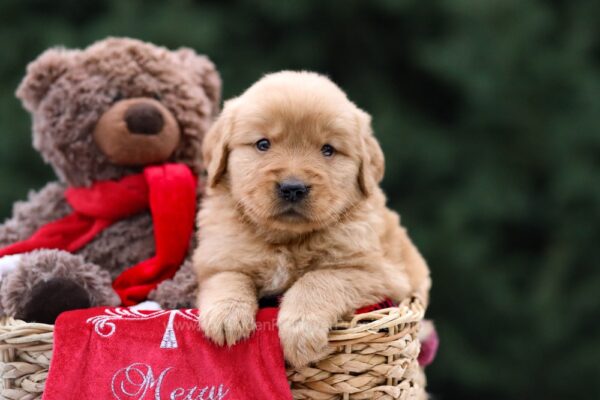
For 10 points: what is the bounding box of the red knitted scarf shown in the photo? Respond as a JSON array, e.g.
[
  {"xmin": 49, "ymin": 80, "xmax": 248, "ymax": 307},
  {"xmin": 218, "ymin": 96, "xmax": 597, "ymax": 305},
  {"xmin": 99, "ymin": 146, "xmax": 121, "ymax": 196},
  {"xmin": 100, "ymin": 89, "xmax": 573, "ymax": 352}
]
[{"xmin": 0, "ymin": 163, "xmax": 197, "ymax": 306}]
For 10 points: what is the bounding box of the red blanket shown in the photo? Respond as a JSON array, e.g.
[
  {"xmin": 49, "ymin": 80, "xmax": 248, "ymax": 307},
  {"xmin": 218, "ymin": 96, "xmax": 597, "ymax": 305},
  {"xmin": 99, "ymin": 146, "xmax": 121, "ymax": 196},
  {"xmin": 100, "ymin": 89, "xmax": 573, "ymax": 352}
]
[{"xmin": 43, "ymin": 307, "xmax": 292, "ymax": 400}]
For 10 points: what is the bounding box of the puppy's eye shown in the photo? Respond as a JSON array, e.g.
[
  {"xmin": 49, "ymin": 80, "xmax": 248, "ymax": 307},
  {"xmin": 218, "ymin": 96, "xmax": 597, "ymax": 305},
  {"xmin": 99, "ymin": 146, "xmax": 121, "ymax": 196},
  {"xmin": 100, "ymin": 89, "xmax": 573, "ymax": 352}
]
[
  {"xmin": 256, "ymin": 139, "xmax": 271, "ymax": 152},
  {"xmin": 321, "ymin": 144, "xmax": 335, "ymax": 157}
]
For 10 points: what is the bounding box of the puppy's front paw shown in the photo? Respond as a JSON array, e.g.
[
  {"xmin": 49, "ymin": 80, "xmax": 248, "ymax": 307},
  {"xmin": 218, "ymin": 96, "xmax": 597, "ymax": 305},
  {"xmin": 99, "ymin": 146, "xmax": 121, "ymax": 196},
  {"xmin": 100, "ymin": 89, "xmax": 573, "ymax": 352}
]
[
  {"xmin": 278, "ymin": 312, "xmax": 332, "ymax": 368},
  {"xmin": 199, "ymin": 300, "xmax": 257, "ymax": 346}
]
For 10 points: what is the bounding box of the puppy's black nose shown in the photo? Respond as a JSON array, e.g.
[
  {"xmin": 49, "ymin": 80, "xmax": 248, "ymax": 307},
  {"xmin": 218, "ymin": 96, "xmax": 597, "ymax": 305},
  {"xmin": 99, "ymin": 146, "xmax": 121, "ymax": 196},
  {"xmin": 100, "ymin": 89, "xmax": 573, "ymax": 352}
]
[
  {"xmin": 125, "ymin": 103, "xmax": 164, "ymax": 135},
  {"xmin": 277, "ymin": 179, "xmax": 310, "ymax": 203}
]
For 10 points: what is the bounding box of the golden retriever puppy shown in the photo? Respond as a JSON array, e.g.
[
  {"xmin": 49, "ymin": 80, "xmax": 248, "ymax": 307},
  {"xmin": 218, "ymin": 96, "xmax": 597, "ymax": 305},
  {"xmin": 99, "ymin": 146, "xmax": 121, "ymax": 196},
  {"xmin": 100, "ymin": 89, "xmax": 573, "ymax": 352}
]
[{"xmin": 194, "ymin": 71, "xmax": 431, "ymax": 368}]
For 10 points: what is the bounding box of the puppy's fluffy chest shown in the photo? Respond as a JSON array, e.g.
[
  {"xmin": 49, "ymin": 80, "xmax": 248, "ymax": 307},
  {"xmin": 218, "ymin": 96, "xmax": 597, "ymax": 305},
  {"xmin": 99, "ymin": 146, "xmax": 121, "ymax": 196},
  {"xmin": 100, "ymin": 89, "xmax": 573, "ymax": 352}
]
[
  {"xmin": 257, "ymin": 245, "xmax": 320, "ymax": 297},
  {"xmin": 253, "ymin": 219, "xmax": 382, "ymax": 297}
]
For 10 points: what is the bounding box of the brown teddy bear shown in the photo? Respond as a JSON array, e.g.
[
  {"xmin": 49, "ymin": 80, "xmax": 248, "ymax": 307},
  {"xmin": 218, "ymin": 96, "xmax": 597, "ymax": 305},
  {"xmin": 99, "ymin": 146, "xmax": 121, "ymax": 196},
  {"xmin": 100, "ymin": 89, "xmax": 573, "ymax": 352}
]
[{"xmin": 0, "ymin": 38, "xmax": 220, "ymax": 323}]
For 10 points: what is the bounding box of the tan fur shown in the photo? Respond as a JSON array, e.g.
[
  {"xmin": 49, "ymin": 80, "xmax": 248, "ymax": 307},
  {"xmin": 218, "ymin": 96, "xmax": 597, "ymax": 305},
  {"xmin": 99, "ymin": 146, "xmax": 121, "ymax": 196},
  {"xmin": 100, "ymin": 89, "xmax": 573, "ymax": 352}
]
[{"xmin": 194, "ymin": 71, "xmax": 431, "ymax": 367}]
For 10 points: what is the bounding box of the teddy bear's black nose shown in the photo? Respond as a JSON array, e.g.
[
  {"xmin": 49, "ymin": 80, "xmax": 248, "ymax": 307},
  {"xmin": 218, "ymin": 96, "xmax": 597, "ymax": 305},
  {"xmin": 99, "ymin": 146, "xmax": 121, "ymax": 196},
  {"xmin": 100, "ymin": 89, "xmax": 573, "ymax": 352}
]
[{"xmin": 124, "ymin": 103, "xmax": 164, "ymax": 135}]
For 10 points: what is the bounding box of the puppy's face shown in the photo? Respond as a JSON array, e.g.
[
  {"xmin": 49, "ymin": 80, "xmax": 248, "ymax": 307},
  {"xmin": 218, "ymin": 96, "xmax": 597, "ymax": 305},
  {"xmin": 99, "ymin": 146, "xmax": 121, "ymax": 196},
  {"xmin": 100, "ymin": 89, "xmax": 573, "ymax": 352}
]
[{"xmin": 203, "ymin": 72, "xmax": 384, "ymax": 234}]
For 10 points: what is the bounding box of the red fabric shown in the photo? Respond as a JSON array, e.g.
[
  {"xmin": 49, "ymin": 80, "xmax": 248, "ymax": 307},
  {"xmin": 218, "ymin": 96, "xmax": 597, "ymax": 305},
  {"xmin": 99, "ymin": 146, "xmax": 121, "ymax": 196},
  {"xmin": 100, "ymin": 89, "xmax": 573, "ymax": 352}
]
[
  {"xmin": 355, "ymin": 298, "xmax": 395, "ymax": 314},
  {"xmin": 112, "ymin": 166, "xmax": 197, "ymax": 305},
  {"xmin": 0, "ymin": 164, "xmax": 197, "ymax": 306},
  {"xmin": 417, "ymin": 324, "xmax": 439, "ymax": 367},
  {"xmin": 43, "ymin": 307, "xmax": 292, "ymax": 400}
]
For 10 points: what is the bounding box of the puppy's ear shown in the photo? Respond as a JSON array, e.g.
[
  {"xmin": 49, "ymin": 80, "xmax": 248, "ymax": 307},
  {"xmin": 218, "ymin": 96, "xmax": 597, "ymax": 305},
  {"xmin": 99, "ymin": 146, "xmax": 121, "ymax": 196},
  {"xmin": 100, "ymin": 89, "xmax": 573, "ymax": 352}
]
[
  {"xmin": 202, "ymin": 98, "xmax": 238, "ymax": 188},
  {"xmin": 16, "ymin": 48, "xmax": 77, "ymax": 112},
  {"xmin": 356, "ymin": 109, "xmax": 385, "ymax": 196}
]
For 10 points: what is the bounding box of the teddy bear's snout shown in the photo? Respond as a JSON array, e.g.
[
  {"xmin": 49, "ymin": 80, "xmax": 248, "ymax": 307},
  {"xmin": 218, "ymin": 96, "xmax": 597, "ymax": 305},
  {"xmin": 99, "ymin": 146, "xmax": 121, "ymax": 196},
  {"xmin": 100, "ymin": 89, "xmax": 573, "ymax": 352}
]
[
  {"xmin": 93, "ymin": 97, "xmax": 181, "ymax": 166},
  {"xmin": 124, "ymin": 103, "xmax": 165, "ymax": 135}
]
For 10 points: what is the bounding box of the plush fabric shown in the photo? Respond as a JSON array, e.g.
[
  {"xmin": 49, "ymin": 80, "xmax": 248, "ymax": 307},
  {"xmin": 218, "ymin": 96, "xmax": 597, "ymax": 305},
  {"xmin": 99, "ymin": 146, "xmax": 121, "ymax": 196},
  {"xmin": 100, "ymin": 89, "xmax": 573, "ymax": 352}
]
[
  {"xmin": 0, "ymin": 163, "xmax": 197, "ymax": 306},
  {"xmin": 43, "ymin": 307, "xmax": 292, "ymax": 400},
  {"xmin": 148, "ymin": 259, "xmax": 198, "ymax": 309},
  {"xmin": 17, "ymin": 37, "xmax": 220, "ymax": 187},
  {"xmin": 0, "ymin": 250, "xmax": 119, "ymax": 321},
  {"xmin": 0, "ymin": 183, "xmax": 71, "ymax": 249},
  {"xmin": 112, "ymin": 164, "xmax": 197, "ymax": 305}
]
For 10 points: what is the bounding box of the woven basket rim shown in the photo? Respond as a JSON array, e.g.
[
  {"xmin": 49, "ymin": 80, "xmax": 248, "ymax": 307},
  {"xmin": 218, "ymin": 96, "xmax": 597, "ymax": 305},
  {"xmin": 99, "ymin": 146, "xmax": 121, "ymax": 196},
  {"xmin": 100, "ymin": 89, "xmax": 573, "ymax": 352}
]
[
  {"xmin": 328, "ymin": 297, "xmax": 424, "ymax": 343},
  {"xmin": 0, "ymin": 299, "xmax": 425, "ymax": 349},
  {"xmin": 0, "ymin": 296, "xmax": 424, "ymax": 335}
]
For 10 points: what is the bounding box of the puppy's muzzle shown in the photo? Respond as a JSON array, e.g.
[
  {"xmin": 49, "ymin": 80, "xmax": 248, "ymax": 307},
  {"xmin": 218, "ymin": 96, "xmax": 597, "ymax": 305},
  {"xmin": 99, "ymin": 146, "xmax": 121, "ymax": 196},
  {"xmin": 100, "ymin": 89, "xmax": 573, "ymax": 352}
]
[{"xmin": 277, "ymin": 179, "xmax": 310, "ymax": 203}]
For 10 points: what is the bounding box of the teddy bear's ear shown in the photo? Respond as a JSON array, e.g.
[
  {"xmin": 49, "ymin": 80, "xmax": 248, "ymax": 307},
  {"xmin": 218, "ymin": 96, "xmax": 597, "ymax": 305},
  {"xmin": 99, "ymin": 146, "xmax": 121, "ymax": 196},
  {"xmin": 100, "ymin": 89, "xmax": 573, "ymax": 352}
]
[
  {"xmin": 16, "ymin": 47, "xmax": 76, "ymax": 112},
  {"xmin": 174, "ymin": 48, "xmax": 222, "ymax": 115}
]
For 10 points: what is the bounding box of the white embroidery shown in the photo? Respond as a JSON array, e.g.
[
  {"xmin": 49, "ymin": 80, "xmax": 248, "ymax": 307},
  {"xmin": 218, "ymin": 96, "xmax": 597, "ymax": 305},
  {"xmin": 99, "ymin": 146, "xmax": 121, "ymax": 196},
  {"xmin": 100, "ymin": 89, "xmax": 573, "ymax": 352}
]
[
  {"xmin": 111, "ymin": 363, "xmax": 170, "ymax": 400},
  {"xmin": 160, "ymin": 311, "xmax": 178, "ymax": 349},
  {"xmin": 130, "ymin": 301, "xmax": 162, "ymax": 311},
  {"xmin": 111, "ymin": 363, "xmax": 229, "ymax": 400},
  {"xmin": 86, "ymin": 309, "xmax": 197, "ymax": 349}
]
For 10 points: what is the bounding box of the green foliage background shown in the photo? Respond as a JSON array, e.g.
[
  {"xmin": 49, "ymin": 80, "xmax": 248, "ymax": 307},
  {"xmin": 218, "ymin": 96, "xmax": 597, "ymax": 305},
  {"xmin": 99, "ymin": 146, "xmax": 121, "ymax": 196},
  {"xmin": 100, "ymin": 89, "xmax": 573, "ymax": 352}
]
[{"xmin": 0, "ymin": 1, "xmax": 599, "ymax": 398}]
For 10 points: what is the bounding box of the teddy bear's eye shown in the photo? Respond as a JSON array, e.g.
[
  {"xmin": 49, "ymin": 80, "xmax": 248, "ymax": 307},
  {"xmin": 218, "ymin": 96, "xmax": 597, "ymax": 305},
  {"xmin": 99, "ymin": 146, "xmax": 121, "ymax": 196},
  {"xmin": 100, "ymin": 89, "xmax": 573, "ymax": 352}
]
[
  {"xmin": 112, "ymin": 92, "xmax": 124, "ymax": 103},
  {"xmin": 152, "ymin": 93, "xmax": 162, "ymax": 101}
]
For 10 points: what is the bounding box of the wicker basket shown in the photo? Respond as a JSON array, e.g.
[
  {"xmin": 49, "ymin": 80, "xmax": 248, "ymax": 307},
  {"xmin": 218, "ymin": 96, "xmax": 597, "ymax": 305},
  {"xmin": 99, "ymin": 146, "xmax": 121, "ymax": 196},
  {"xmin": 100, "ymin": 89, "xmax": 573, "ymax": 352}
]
[{"xmin": 0, "ymin": 298, "xmax": 425, "ymax": 400}]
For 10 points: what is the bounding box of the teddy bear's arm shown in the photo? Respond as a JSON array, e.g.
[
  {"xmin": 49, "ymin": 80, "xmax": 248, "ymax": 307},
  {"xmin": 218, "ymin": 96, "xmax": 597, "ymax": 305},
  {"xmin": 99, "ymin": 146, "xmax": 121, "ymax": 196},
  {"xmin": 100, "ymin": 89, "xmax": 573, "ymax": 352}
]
[{"xmin": 0, "ymin": 182, "xmax": 70, "ymax": 247}]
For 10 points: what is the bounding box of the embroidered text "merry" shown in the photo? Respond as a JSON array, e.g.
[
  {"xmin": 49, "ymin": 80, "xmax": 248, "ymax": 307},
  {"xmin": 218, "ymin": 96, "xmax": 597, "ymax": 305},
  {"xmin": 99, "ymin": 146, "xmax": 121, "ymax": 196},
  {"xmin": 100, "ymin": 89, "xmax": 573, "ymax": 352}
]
[{"xmin": 111, "ymin": 362, "xmax": 229, "ymax": 400}]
